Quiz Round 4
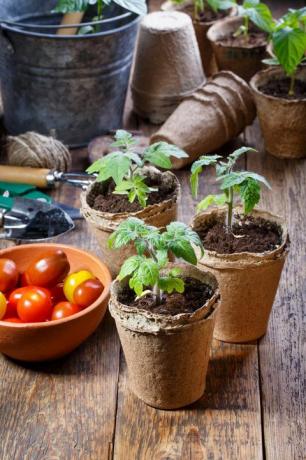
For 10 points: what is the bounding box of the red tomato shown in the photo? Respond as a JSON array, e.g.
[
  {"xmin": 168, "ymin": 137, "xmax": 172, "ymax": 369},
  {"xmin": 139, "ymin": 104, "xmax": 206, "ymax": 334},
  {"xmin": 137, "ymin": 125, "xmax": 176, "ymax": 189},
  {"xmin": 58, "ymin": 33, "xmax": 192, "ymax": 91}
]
[
  {"xmin": 50, "ymin": 284, "xmax": 65, "ymax": 305},
  {"xmin": 17, "ymin": 287, "xmax": 53, "ymax": 323},
  {"xmin": 25, "ymin": 250, "xmax": 70, "ymax": 288},
  {"xmin": 3, "ymin": 317, "xmax": 23, "ymax": 323},
  {"xmin": 74, "ymin": 278, "xmax": 104, "ymax": 308},
  {"xmin": 20, "ymin": 273, "xmax": 29, "ymax": 287},
  {"xmin": 51, "ymin": 301, "xmax": 81, "ymax": 321},
  {"xmin": 0, "ymin": 259, "xmax": 19, "ymax": 292},
  {"xmin": 63, "ymin": 270, "xmax": 94, "ymax": 303},
  {"xmin": 7, "ymin": 287, "xmax": 29, "ymax": 317}
]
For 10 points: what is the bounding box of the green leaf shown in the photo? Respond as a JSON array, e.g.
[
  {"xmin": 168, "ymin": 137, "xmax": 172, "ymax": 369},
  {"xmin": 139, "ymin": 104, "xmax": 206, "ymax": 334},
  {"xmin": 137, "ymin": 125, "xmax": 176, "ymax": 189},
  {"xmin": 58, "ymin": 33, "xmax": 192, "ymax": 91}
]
[
  {"xmin": 108, "ymin": 217, "xmax": 155, "ymax": 249},
  {"xmin": 273, "ymin": 27, "xmax": 306, "ymax": 75},
  {"xmin": 262, "ymin": 57, "xmax": 280, "ymax": 66},
  {"xmin": 129, "ymin": 278, "xmax": 143, "ymax": 297},
  {"xmin": 118, "ymin": 255, "xmax": 143, "ymax": 281},
  {"xmin": 53, "ymin": 0, "xmax": 90, "ymax": 13},
  {"xmin": 219, "ymin": 171, "xmax": 271, "ymax": 190},
  {"xmin": 197, "ymin": 193, "xmax": 227, "ymax": 211},
  {"xmin": 170, "ymin": 239, "xmax": 197, "ymax": 265},
  {"xmin": 158, "ymin": 276, "xmax": 185, "ymax": 294},
  {"xmin": 87, "ymin": 151, "xmax": 131, "ymax": 185},
  {"xmin": 111, "ymin": 130, "xmax": 137, "ymax": 149},
  {"xmin": 144, "ymin": 142, "xmax": 188, "ymax": 169},
  {"xmin": 113, "ymin": 0, "xmax": 147, "ymax": 15},
  {"xmin": 243, "ymin": 3, "xmax": 275, "ymax": 33},
  {"xmin": 228, "ymin": 146, "xmax": 257, "ymax": 163},
  {"xmin": 190, "ymin": 155, "xmax": 221, "ymax": 197},
  {"xmin": 239, "ymin": 178, "xmax": 261, "ymax": 214}
]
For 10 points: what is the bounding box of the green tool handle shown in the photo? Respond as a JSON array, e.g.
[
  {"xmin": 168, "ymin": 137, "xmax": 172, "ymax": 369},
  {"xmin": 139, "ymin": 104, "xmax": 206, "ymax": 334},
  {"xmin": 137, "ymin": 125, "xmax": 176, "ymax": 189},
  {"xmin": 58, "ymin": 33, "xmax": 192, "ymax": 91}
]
[{"xmin": 0, "ymin": 195, "xmax": 13, "ymax": 210}]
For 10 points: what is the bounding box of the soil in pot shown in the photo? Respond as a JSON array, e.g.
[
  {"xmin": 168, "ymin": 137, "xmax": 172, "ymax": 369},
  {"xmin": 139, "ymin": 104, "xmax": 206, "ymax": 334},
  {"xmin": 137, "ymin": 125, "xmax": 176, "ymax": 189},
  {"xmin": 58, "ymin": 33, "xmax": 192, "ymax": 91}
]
[
  {"xmin": 87, "ymin": 176, "xmax": 176, "ymax": 213},
  {"xmin": 118, "ymin": 277, "xmax": 214, "ymax": 315},
  {"xmin": 258, "ymin": 77, "xmax": 306, "ymax": 100},
  {"xmin": 216, "ymin": 30, "xmax": 267, "ymax": 47},
  {"xmin": 197, "ymin": 214, "xmax": 282, "ymax": 254}
]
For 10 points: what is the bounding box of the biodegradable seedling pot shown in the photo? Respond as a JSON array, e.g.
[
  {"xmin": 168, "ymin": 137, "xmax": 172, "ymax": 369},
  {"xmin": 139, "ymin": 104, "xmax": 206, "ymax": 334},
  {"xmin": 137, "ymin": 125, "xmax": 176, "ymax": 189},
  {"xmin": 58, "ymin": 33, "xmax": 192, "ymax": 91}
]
[
  {"xmin": 131, "ymin": 10, "xmax": 205, "ymax": 124},
  {"xmin": 192, "ymin": 207, "xmax": 289, "ymax": 343},
  {"xmin": 161, "ymin": 1, "xmax": 236, "ymax": 76},
  {"xmin": 109, "ymin": 264, "xmax": 220, "ymax": 409},
  {"xmin": 151, "ymin": 71, "xmax": 256, "ymax": 168},
  {"xmin": 207, "ymin": 16, "xmax": 268, "ymax": 81},
  {"xmin": 0, "ymin": 244, "xmax": 112, "ymax": 362},
  {"xmin": 250, "ymin": 67, "xmax": 306, "ymax": 159},
  {"xmin": 81, "ymin": 168, "xmax": 180, "ymax": 277}
]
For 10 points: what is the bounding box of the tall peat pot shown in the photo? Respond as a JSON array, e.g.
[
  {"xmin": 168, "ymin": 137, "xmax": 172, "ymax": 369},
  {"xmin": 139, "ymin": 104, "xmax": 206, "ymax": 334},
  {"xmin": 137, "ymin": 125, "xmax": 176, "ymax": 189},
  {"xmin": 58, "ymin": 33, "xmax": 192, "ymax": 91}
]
[
  {"xmin": 0, "ymin": 1, "xmax": 140, "ymax": 146},
  {"xmin": 250, "ymin": 67, "xmax": 306, "ymax": 159},
  {"xmin": 109, "ymin": 264, "xmax": 220, "ymax": 409},
  {"xmin": 192, "ymin": 207, "xmax": 289, "ymax": 343}
]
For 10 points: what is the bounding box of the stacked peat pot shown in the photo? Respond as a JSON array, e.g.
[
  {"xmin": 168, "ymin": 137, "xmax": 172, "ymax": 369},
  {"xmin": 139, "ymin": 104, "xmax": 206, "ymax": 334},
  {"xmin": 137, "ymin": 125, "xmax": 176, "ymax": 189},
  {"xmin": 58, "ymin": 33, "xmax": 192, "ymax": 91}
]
[
  {"xmin": 81, "ymin": 167, "xmax": 180, "ymax": 278},
  {"xmin": 207, "ymin": 16, "xmax": 268, "ymax": 81},
  {"xmin": 151, "ymin": 71, "xmax": 256, "ymax": 168},
  {"xmin": 250, "ymin": 67, "xmax": 306, "ymax": 159},
  {"xmin": 161, "ymin": 0, "xmax": 236, "ymax": 76},
  {"xmin": 131, "ymin": 11, "xmax": 205, "ymax": 124},
  {"xmin": 193, "ymin": 207, "xmax": 289, "ymax": 342}
]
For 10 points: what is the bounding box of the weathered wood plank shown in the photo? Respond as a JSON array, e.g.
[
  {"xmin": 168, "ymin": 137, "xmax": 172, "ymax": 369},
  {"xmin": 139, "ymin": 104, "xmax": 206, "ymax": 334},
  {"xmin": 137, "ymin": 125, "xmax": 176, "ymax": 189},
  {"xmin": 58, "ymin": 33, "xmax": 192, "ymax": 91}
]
[{"xmin": 246, "ymin": 122, "xmax": 306, "ymax": 460}]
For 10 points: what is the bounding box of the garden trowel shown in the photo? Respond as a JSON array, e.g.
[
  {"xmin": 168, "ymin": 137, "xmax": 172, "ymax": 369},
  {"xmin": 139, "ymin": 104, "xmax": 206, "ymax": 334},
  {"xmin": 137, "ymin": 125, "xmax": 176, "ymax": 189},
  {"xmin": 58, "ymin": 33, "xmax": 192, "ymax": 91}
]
[{"xmin": 0, "ymin": 194, "xmax": 74, "ymax": 241}]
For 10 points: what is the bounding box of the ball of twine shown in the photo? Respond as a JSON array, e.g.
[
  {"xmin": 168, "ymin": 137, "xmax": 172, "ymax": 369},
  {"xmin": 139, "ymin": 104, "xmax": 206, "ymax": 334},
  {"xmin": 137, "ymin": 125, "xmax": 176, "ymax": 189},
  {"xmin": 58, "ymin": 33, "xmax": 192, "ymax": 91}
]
[{"xmin": 6, "ymin": 132, "xmax": 71, "ymax": 172}]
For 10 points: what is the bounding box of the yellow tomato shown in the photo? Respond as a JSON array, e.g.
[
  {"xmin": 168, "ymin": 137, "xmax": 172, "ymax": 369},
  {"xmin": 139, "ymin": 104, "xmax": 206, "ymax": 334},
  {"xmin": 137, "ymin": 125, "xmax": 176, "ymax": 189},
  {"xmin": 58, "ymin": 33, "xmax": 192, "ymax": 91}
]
[
  {"xmin": 63, "ymin": 270, "xmax": 94, "ymax": 303},
  {"xmin": 0, "ymin": 292, "xmax": 7, "ymax": 320}
]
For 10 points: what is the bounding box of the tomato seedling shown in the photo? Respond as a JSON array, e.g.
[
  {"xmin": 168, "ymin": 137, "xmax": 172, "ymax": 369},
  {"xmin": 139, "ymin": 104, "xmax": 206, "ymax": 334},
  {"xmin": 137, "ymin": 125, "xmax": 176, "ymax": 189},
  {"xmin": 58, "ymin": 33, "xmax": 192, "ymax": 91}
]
[
  {"xmin": 263, "ymin": 7, "xmax": 306, "ymax": 96},
  {"xmin": 234, "ymin": 0, "xmax": 274, "ymax": 38},
  {"xmin": 190, "ymin": 147, "xmax": 271, "ymax": 230},
  {"xmin": 171, "ymin": 0, "xmax": 234, "ymax": 19},
  {"xmin": 87, "ymin": 130, "xmax": 188, "ymax": 208},
  {"xmin": 108, "ymin": 218, "xmax": 203, "ymax": 304}
]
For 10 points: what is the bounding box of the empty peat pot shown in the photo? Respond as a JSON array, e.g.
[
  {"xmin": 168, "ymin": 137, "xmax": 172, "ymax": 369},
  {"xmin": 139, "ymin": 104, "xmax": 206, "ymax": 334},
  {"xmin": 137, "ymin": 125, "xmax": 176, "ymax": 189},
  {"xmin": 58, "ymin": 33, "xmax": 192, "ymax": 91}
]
[
  {"xmin": 109, "ymin": 264, "xmax": 220, "ymax": 409},
  {"xmin": 250, "ymin": 67, "xmax": 306, "ymax": 159},
  {"xmin": 161, "ymin": 0, "xmax": 236, "ymax": 76},
  {"xmin": 131, "ymin": 10, "xmax": 205, "ymax": 124},
  {"xmin": 207, "ymin": 16, "xmax": 268, "ymax": 81},
  {"xmin": 81, "ymin": 167, "xmax": 180, "ymax": 278},
  {"xmin": 0, "ymin": 244, "xmax": 112, "ymax": 361},
  {"xmin": 151, "ymin": 71, "xmax": 256, "ymax": 168},
  {"xmin": 192, "ymin": 207, "xmax": 289, "ymax": 343},
  {"xmin": 0, "ymin": 1, "xmax": 140, "ymax": 146}
]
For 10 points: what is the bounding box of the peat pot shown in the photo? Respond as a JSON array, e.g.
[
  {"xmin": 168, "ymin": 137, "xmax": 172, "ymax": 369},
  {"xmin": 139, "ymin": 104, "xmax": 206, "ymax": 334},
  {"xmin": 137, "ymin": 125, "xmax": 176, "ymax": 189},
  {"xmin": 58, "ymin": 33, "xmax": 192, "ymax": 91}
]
[
  {"xmin": 192, "ymin": 207, "xmax": 289, "ymax": 343},
  {"xmin": 81, "ymin": 167, "xmax": 180, "ymax": 278},
  {"xmin": 109, "ymin": 264, "xmax": 220, "ymax": 409},
  {"xmin": 250, "ymin": 67, "xmax": 306, "ymax": 159},
  {"xmin": 0, "ymin": 1, "xmax": 140, "ymax": 146},
  {"xmin": 207, "ymin": 16, "xmax": 268, "ymax": 81}
]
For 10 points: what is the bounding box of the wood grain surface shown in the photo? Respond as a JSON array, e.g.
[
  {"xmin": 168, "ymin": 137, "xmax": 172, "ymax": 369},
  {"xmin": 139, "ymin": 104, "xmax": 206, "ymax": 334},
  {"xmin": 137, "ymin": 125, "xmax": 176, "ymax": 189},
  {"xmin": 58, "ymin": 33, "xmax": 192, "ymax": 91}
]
[{"xmin": 0, "ymin": 1, "xmax": 305, "ymax": 459}]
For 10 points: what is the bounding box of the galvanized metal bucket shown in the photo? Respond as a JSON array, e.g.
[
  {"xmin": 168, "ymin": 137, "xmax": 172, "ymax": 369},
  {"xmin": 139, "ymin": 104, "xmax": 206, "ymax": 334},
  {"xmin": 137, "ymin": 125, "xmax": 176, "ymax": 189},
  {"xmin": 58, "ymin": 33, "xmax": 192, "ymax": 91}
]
[{"xmin": 0, "ymin": 1, "xmax": 140, "ymax": 147}]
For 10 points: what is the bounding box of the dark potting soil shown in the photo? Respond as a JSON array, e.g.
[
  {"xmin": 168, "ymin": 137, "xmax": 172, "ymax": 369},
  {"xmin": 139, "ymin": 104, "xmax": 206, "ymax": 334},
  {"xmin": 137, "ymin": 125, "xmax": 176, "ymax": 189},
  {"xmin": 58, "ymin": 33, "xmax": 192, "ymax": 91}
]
[
  {"xmin": 119, "ymin": 278, "xmax": 214, "ymax": 316},
  {"xmin": 218, "ymin": 31, "xmax": 267, "ymax": 47},
  {"xmin": 198, "ymin": 8, "xmax": 228, "ymax": 22},
  {"xmin": 258, "ymin": 78, "xmax": 306, "ymax": 100},
  {"xmin": 87, "ymin": 177, "xmax": 176, "ymax": 213},
  {"xmin": 197, "ymin": 215, "xmax": 282, "ymax": 254}
]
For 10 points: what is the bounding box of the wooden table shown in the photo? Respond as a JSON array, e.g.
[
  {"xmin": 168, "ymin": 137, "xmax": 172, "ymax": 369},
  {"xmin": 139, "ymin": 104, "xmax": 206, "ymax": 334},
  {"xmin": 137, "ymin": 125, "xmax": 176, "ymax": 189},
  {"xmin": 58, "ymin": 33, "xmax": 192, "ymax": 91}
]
[{"xmin": 0, "ymin": 1, "xmax": 305, "ymax": 458}]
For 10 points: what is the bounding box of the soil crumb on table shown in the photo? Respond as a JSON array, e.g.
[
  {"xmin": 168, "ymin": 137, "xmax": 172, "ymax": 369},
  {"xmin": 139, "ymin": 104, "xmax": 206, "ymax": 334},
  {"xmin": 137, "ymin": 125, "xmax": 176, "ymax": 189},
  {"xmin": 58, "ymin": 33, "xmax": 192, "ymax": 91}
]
[
  {"xmin": 259, "ymin": 78, "xmax": 306, "ymax": 100},
  {"xmin": 197, "ymin": 215, "xmax": 282, "ymax": 254},
  {"xmin": 119, "ymin": 278, "xmax": 214, "ymax": 316}
]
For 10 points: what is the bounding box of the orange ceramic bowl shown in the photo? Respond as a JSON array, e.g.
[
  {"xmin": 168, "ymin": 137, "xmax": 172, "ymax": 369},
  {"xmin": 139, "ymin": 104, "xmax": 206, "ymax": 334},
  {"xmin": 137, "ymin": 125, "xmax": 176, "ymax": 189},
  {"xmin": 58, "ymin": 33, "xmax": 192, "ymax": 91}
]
[{"xmin": 0, "ymin": 244, "xmax": 112, "ymax": 362}]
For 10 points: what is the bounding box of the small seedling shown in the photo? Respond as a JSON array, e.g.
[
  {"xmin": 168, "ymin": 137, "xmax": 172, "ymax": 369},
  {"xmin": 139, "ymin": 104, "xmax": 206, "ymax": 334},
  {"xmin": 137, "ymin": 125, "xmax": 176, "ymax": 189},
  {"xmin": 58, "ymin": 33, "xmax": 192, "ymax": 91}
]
[
  {"xmin": 263, "ymin": 8, "xmax": 306, "ymax": 96},
  {"xmin": 171, "ymin": 0, "xmax": 235, "ymax": 20},
  {"xmin": 87, "ymin": 130, "xmax": 187, "ymax": 208},
  {"xmin": 235, "ymin": 0, "xmax": 274, "ymax": 38},
  {"xmin": 190, "ymin": 147, "xmax": 271, "ymax": 230},
  {"xmin": 54, "ymin": 0, "xmax": 147, "ymax": 34},
  {"xmin": 108, "ymin": 217, "xmax": 204, "ymax": 304}
]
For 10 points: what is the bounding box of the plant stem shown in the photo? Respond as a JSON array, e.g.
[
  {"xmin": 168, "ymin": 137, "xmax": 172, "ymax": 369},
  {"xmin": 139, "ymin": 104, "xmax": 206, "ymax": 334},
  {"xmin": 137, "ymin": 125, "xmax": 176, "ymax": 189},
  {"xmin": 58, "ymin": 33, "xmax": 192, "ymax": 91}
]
[
  {"xmin": 226, "ymin": 187, "xmax": 233, "ymax": 231},
  {"xmin": 153, "ymin": 283, "xmax": 162, "ymax": 305},
  {"xmin": 288, "ymin": 72, "xmax": 296, "ymax": 97},
  {"xmin": 97, "ymin": 0, "xmax": 103, "ymax": 19},
  {"xmin": 244, "ymin": 15, "xmax": 249, "ymax": 37}
]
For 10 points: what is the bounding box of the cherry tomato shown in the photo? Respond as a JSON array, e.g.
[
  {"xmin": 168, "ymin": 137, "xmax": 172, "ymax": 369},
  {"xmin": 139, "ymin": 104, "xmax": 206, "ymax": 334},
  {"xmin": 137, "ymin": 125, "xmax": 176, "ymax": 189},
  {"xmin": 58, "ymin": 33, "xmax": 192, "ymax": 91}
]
[
  {"xmin": 6, "ymin": 287, "xmax": 29, "ymax": 317},
  {"xmin": 20, "ymin": 273, "xmax": 29, "ymax": 287},
  {"xmin": 25, "ymin": 250, "xmax": 70, "ymax": 288},
  {"xmin": 50, "ymin": 284, "xmax": 65, "ymax": 305},
  {"xmin": 51, "ymin": 301, "xmax": 81, "ymax": 320},
  {"xmin": 74, "ymin": 278, "xmax": 104, "ymax": 308},
  {"xmin": 0, "ymin": 259, "xmax": 19, "ymax": 292},
  {"xmin": 63, "ymin": 270, "xmax": 94, "ymax": 303},
  {"xmin": 0, "ymin": 292, "xmax": 7, "ymax": 320},
  {"xmin": 17, "ymin": 287, "xmax": 53, "ymax": 323},
  {"xmin": 3, "ymin": 317, "xmax": 23, "ymax": 323}
]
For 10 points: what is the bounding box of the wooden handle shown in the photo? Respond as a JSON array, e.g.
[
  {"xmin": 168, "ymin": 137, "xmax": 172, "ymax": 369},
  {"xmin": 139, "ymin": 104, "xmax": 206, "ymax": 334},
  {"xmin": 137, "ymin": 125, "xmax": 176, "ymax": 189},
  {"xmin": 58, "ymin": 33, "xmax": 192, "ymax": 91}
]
[
  {"xmin": 56, "ymin": 12, "xmax": 85, "ymax": 36},
  {"xmin": 0, "ymin": 166, "xmax": 50, "ymax": 188}
]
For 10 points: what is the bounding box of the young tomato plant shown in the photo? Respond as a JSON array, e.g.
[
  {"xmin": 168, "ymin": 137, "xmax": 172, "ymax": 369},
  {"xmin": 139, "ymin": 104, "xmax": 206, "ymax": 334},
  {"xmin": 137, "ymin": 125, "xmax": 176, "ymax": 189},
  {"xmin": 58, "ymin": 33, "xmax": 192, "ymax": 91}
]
[
  {"xmin": 235, "ymin": 0, "xmax": 274, "ymax": 38},
  {"xmin": 190, "ymin": 147, "xmax": 271, "ymax": 230},
  {"xmin": 86, "ymin": 130, "xmax": 188, "ymax": 208},
  {"xmin": 263, "ymin": 8, "xmax": 306, "ymax": 96},
  {"xmin": 108, "ymin": 218, "xmax": 204, "ymax": 304},
  {"xmin": 171, "ymin": 0, "xmax": 235, "ymax": 20}
]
